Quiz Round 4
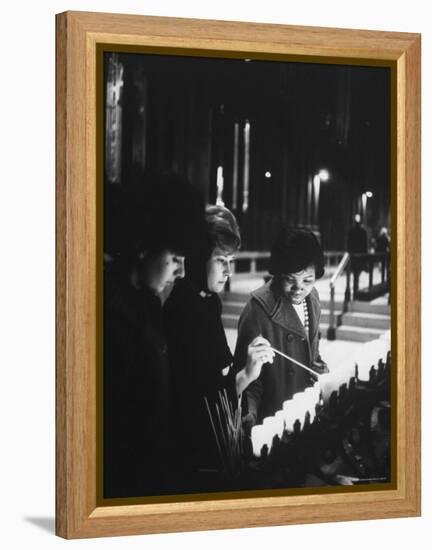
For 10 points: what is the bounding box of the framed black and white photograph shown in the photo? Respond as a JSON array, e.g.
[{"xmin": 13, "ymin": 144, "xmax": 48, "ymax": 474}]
[{"xmin": 55, "ymin": 11, "xmax": 420, "ymax": 538}]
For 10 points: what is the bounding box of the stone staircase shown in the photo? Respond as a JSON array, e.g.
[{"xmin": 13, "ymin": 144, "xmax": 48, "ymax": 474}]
[
  {"xmin": 221, "ymin": 292, "xmax": 390, "ymax": 343},
  {"xmin": 320, "ymin": 298, "xmax": 390, "ymax": 342}
]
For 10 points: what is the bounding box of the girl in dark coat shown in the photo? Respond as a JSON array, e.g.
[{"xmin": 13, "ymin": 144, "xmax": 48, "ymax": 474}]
[
  {"xmin": 164, "ymin": 206, "xmax": 273, "ymax": 484},
  {"xmin": 234, "ymin": 228, "xmax": 328, "ymax": 426},
  {"xmin": 103, "ymin": 175, "xmax": 205, "ymax": 498}
]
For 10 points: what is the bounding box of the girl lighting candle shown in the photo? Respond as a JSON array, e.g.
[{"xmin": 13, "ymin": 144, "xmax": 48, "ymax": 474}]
[
  {"xmin": 164, "ymin": 205, "xmax": 274, "ymax": 475},
  {"xmin": 235, "ymin": 228, "xmax": 329, "ymax": 426}
]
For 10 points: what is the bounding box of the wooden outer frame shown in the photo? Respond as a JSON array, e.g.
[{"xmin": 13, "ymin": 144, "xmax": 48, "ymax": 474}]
[{"xmin": 55, "ymin": 11, "xmax": 421, "ymax": 539}]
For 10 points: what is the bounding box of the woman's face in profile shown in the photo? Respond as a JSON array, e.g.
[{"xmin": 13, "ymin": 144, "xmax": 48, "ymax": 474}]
[
  {"xmin": 206, "ymin": 247, "xmax": 235, "ymax": 293},
  {"xmin": 141, "ymin": 250, "xmax": 186, "ymax": 294},
  {"xmin": 276, "ymin": 265, "xmax": 316, "ymax": 305}
]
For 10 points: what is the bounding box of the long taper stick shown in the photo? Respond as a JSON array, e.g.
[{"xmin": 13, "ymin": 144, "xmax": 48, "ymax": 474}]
[{"xmin": 270, "ymin": 347, "xmax": 321, "ymax": 378}]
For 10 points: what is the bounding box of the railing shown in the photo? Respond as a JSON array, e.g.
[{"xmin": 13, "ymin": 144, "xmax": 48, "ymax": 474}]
[
  {"xmin": 231, "ymin": 251, "xmax": 270, "ymax": 276},
  {"xmin": 327, "ymin": 252, "xmax": 350, "ymax": 340},
  {"xmin": 327, "ymin": 252, "xmax": 391, "ymax": 340}
]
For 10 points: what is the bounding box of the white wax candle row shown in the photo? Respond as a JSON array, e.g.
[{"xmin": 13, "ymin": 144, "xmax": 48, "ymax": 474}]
[
  {"xmin": 251, "ymin": 330, "xmax": 391, "ymax": 458},
  {"xmin": 319, "ymin": 330, "xmax": 391, "ymax": 401},
  {"xmin": 251, "ymin": 382, "xmax": 321, "ymax": 457},
  {"xmin": 355, "ymin": 330, "xmax": 390, "ymax": 381}
]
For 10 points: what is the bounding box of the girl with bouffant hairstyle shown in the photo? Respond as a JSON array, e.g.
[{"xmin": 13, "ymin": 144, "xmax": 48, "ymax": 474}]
[{"xmin": 164, "ymin": 205, "xmax": 273, "ymax": 486}]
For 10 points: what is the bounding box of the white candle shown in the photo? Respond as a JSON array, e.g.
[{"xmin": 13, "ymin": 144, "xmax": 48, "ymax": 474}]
[
  {"xmin": 275, "ymin": 410, "xmax": 286, "ymax": 436},
  {"xmin": 305, "ymin": 384, "xmax": 320, "ymax": 404},
  {"xmin": 282, "ymin": 400, "xmax": 296, "ymax": 432},
  {"xmin": 319, "ymin": 373, "xmax": 334, "ymax": 402},
  {"xmin": 356, "ymin": 341, "xmax": 377, "ymax": 381},
  {"xmin": 251, "ymin": 425, "xmax": 267, "ymax": 457},
  {"xmin": 303, "ymin": 387, "xmax": 319, "ymax": 421},
  {"xmin": 329, "ymin": 365, "xmax": 352, "ymax": 392},
  {"xmin": 372, "ymin": 337, "xmax": 390, "ymax": 363},
  {"xmin": 292, "ymin": 393, "xmax": 307, "ymax": 429},
  {"xmin": 263, "ymin": 415, "xmax": 284, "ymax": 441}
]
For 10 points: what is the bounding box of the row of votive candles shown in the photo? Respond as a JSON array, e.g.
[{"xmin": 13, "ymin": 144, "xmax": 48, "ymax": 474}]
[
  {"xmin": 251, "ymin": 382, "xmax": 321, "ymax": 457},
  {"xmin": 319, "ymin": 330, "xmax": 391, "ymax": 401},
  {"xmin": 251, "ymin": 330, "xmax": 391, "ymax": 458}
]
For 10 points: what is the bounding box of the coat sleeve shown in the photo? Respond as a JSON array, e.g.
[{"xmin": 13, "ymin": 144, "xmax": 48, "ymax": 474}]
[{"xmin": 234, "ymin": 300, "xmax": 265, "ymax": 424}]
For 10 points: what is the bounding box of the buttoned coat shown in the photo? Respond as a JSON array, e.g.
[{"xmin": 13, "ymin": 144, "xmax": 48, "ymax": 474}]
[{"xmin": 234, "ymin": 281, "xmax": 323, "ymax": 424}]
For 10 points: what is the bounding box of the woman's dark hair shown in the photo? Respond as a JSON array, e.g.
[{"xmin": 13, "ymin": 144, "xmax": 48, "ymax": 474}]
[
  {"xmin": 104, "ymin": 173, "xmax": 205, "ymax": 263},
  {"xmin": 269, "ymin": 227, "xmax": 325, "ymax": 279}
]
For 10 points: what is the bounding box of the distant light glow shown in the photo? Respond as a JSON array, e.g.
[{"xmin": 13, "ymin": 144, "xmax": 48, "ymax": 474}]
[
  {"xmin": 318, "ymin": 169, "xmax": 330, "ymax": 182},
  {"xmin": 232, "ymin": 123, "xmax": 239, "ymax": 209},
  {"xmin": 265, "ymin": 171, "xmax": 272, "ymax": 178},
  {"xmin": 362, "ymin": 193, "xmax": 367, "ymax": 213},
  {"xmin": 216, "ymin": 166, "xmax": 225, "ymax": 206},
  {"xmin": 242, "ymin": 121, "xmax": 250, "ymax": 213},
  {"xmin": 366, "ymin": 191, "xmax": 373, "ymax": 198}
]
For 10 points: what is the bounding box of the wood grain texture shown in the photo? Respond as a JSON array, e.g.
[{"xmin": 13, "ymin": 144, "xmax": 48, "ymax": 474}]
[
  {"xmin": 55, "ymin": 10, "xmax": 421, "ymax": 539},
  {"xmin": 55, "ymin": 12, "xmax": 68, "ymax": 538},
  {"xmin": 403, "ymin": 36, "xmax": 421, "ymax": 513},
  {"xmin": 65, "ymin": 11, "xmax": 418, "ymax": 60}
]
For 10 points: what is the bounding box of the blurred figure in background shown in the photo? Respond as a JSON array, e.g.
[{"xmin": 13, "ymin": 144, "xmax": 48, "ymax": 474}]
[
  {"xmin": 376, "ymin": 226, "xmax": 390, "ymax": 254},
  {"xmin": 346, "ymin": 213, "xmax": 368, "ymax": 297},
  {"xmin": 347, "ymin": 213, "xmax": 368, "ymax": 254},
  {"xmin": 376, "ymin": 226, "xmax": 391, "ymax": 281}
]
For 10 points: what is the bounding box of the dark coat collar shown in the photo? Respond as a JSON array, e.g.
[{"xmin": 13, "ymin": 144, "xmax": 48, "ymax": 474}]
[{"xmin": 251, "ymin": 280, "xmax": 320, "ymax": 340}]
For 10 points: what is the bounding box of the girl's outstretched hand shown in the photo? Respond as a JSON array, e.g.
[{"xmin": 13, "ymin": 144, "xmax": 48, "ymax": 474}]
[{"xmin": 245, "ymin": 336, "xmax": 275, "ymax": 382}]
